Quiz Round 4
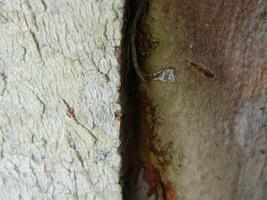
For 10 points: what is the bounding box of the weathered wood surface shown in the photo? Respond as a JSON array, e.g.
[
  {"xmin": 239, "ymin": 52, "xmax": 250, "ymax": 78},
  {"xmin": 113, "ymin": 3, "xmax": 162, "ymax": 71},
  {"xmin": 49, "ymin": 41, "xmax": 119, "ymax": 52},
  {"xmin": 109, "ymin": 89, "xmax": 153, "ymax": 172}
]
[
  {"xmin": 179, "ymin": 1, "xmax": 267, "ymax": 199},
  {"xmin": 137, "ymin": 0, "xmax": 266, "ymax": 199},
  {"xmin": 0, "ymin": 0, "xmax": 123, "ymax": 199}
]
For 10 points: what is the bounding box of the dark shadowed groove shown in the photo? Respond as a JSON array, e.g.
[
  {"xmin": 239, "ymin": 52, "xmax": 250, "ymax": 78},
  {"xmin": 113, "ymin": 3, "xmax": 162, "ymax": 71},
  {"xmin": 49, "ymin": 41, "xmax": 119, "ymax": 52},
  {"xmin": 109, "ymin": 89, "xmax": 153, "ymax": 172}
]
[{"xmin": 119, "ymin": 0, "xmax": 144, "ymax": 199}]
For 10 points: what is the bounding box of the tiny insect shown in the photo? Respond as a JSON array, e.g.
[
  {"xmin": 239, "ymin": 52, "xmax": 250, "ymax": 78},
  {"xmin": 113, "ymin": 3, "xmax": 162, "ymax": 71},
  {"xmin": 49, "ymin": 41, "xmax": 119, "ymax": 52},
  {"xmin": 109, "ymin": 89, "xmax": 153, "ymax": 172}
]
[
  {"xmin": 62, "ymin": 99, "xmax": 75, "ymax": 118},
  {"xmin": 186, "ymin": 58, "xmax": 215, "ymax": 78},
  {"xmin": 149, "ymin": 66, "xmax": 176, "ymax": 83}
]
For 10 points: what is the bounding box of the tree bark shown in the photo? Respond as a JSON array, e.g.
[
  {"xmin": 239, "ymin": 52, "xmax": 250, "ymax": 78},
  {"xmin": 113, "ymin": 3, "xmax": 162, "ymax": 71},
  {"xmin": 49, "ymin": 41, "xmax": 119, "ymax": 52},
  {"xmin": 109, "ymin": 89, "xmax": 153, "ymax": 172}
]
[
  {"xmin": 133, "ymin": 0, "xmax": 267, "ymax": 199},
  {"xmin": 0, "ymin": 0, "xmax": 123, "ymax": 199}
]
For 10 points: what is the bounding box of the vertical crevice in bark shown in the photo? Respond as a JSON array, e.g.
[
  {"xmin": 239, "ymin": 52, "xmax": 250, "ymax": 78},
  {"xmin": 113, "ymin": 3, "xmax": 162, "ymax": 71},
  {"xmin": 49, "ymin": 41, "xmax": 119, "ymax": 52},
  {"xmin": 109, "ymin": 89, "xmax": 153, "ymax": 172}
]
[
  {"xmin": 119, "ymin": 0, "xmax": 145, "ymax": 199},
  {"xmin": 120, "ymin": 0, "xmax": 173, "ymax": 199}
]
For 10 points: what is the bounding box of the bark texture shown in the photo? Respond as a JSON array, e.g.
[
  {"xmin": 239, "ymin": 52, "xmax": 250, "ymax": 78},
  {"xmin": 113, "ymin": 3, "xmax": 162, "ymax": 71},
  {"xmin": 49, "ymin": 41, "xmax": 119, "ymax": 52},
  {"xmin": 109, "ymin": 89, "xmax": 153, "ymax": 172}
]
[
  {"xmin": 179, "ymin": 1, "xmax": 267, "ymax": 199},
  {"xmin": 0, "ymin": 0, "xmax": 123, "ymax": 199},
  {"xmin": 136, "ymin": 0, "xmax": 266, "ymax": 199}
]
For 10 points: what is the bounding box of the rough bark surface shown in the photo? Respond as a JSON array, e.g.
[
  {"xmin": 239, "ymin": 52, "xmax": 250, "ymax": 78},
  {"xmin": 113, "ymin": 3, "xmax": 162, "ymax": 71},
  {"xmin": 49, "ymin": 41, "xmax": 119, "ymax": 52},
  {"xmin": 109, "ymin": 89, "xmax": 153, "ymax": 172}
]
[{"xmin": 0, "ymin": 0, "xmax": 123, "ymax": 199}]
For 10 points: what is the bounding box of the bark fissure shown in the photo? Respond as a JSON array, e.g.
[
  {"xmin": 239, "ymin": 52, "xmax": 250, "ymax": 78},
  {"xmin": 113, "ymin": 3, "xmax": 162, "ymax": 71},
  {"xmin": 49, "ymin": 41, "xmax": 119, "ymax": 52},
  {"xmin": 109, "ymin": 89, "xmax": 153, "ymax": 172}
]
[
  {"xmin": 0, "ymin": 73, "xmax": 7, "ymax": 96},
  {"xmin": 62, "ymin": 99, "xmax": 97, "ymax": 143},
  {"xmin": 0, "ymin": 0, "xmax": 123, "ymax": 199}
]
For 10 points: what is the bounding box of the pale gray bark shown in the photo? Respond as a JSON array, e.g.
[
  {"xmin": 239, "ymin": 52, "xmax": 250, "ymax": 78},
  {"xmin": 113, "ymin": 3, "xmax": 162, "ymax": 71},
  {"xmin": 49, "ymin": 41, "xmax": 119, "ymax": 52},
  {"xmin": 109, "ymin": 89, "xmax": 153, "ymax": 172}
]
[{"xmin": 0, "ymin": 0, "xmax": 123, "ymax": 199}]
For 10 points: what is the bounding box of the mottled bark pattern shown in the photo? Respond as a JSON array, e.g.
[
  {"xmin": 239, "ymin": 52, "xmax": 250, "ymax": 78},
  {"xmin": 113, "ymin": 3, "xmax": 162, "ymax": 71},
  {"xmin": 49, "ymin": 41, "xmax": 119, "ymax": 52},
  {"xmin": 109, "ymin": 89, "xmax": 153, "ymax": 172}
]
[
  {"xmin": 180, "ymin": 0, "xmax": 267, "ymax": 199},
  {"xmin": 141, "ymin": 0, "xmax": 266, "ymax": 199}
]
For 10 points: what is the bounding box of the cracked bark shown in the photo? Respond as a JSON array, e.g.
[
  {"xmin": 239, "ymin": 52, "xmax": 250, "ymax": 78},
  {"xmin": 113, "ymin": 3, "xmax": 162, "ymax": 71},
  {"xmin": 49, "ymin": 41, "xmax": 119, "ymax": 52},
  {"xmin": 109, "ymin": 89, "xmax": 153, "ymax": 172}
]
[{"xmin": 0, "ymin": 0, "xmax": 123, "ymax": 199}]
